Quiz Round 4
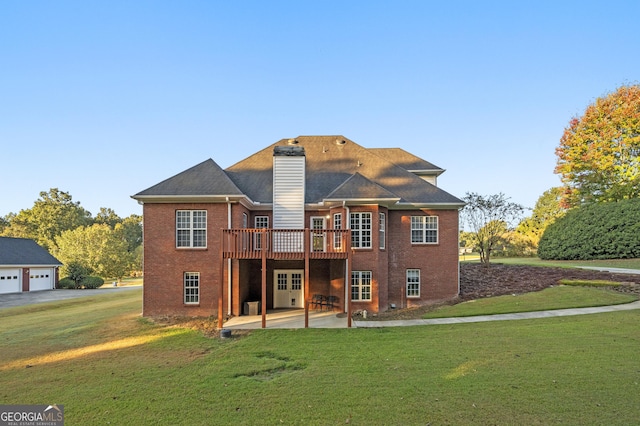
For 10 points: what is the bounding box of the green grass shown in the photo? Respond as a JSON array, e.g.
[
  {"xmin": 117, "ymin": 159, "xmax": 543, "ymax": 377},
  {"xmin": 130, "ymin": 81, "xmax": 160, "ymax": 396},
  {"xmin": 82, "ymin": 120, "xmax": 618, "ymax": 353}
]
[
  {"xmin": 472, "ymin": 256, "xmax": 640, "ymax": 270},
  {"xmin": 1, "ymin": 289, "xmax": 640, "ymax": 425},
  {"xmin": 99, "ymin": 277, "xmax": 144, "ymax": 288},
  {"xmin": 422, "ymin": 286, "xmax": 637, "ymax": 319}
]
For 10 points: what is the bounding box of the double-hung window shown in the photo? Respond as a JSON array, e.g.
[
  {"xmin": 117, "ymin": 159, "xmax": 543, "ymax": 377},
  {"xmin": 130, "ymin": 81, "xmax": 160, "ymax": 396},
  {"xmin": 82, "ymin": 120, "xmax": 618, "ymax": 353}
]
[
  {"xmin": 184, "ymin": 272, "xmax": 200, "ymax": 304},
  {"xmin": 411, "ymin": 216, "xmax": 438, "ymax": 244},
  {"xmin": 350, "ymin": 212, "xmax": 372, "ymax": 249},
  {"xmin": 351, "ymin": 271, "xmax": 372, "ymax": 301},
  {"xmin": 176, "ymin": 210, "xmax": 207, "ymax": 248},
  {"xmin": 406, "ymin": 269, "xmax": 420, "ymax": 298}
]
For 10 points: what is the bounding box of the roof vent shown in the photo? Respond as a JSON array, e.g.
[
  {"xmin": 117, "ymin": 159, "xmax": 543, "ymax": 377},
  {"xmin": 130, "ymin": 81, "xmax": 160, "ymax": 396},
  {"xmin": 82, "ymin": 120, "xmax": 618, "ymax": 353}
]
[
  {"xmin": 287, "ymin": 138, "xmax": 299, "ymax": 145},
  {"xmin": 335, "ymin": 138, "xmax": 346, "ymax": 145}
]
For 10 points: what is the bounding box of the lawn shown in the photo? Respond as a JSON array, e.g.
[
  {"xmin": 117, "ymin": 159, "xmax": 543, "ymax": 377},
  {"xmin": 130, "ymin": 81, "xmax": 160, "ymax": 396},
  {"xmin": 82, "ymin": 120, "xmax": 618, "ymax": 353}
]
[
  {"xmin": 465, "ymin": 256, "xmax": 640, "ymax": 270},
  {"xmin": 1, "ymin": 289, "xmax": 639, "ymax": 425},
  {"xmin": 422, "ymin": 285, "xmax": 637, "ymax": 319}
]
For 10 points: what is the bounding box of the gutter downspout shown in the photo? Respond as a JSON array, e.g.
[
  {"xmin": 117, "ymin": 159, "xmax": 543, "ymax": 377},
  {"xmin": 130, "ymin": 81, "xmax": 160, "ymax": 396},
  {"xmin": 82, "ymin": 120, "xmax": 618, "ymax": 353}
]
[{"xmin": 227, "ymin": 198, "xmax": 232, "ymax": 316}]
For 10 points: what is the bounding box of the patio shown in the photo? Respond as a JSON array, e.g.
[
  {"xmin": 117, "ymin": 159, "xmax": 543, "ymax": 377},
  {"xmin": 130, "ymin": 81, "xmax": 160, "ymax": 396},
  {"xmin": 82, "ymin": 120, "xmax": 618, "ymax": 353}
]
[{"xmin": 221, "ymin": 309, "xmax": 349, "ymax": 329}]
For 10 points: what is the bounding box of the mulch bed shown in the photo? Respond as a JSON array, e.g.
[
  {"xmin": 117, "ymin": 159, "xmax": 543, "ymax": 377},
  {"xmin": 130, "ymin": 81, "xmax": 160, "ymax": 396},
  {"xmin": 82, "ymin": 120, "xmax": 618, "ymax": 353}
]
[{"xmin": 369, "ymin": 263, "xmax": 640, "ymax": 321}]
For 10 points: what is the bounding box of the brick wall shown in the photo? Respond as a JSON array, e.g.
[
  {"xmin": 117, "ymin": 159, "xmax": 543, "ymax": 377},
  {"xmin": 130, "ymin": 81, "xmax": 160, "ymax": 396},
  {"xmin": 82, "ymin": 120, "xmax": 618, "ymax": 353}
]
[
  {"xmin": 387, "ymin": 209, "xmax": 460, "ymax": 310},
  {"xmin": 142, "ymin": 203, "xmax": 227, "ymax": 317}
]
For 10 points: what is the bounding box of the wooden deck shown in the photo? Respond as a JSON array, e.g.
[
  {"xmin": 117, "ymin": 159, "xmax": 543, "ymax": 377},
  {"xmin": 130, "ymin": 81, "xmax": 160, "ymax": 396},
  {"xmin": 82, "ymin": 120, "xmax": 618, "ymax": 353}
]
[{"xmin": 221, "ymin": 228, "xmax": 351, "ymax": 260}]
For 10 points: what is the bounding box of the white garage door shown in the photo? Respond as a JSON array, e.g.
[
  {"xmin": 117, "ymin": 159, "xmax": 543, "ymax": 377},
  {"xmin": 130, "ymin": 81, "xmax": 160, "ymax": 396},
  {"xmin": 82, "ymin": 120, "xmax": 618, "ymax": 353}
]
[
  {"xmin": 0, "ymin": 268, "xmax": 21, "ymax": 294},
  {"xmin": 29, "ymin": 268, "xmax": 54, "ymax": 291}
]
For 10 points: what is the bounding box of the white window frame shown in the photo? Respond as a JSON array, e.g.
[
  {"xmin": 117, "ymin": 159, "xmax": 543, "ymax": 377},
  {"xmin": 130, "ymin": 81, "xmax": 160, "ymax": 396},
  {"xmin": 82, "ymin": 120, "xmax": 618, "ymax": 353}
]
[
  {"xmin": 176, "ymin": 210, "xmax": 207, "ymax": 248},
  {"xmin": 379, "ymin": 212, "xmax": 386, "ymax": 250},
  {"xmin": 350, "ymin": 212, "xmax": 372, "ymax": 249},
  {"xmin": 333, "ymin": 213, "xmax": 343, "ymax": 250},
  {"xmin": 184, "ymin": 272, "xmax": 200, "ymax": 304},
  {"xmin": 406, "ymin": 269, "xmax": 420, "ymax": 298},
  {"xmin": 254, "ymin": 216, "xmax": 269, "ymax": 249},
  {"xmin": 411, "ymin": 216, "xmax": 438, "ymax": 244},
  {"xmin": 351, "ymin": 271, "xmax": 372, "ymax": 301}
]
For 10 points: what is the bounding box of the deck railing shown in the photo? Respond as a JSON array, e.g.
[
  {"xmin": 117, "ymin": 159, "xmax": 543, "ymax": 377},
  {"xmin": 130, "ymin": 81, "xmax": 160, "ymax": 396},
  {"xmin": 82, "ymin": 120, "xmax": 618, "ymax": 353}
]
[{"xmin": 222, "ymin": 228, "xmax": 351, "ymax": 260}]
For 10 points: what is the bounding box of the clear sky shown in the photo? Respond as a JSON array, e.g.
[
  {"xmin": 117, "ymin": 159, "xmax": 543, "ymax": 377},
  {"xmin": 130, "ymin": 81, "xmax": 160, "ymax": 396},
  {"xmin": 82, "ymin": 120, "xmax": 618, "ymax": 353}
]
[{"xmin": 1, "ymin": 1, "xmax": 638, "ymax": 218}]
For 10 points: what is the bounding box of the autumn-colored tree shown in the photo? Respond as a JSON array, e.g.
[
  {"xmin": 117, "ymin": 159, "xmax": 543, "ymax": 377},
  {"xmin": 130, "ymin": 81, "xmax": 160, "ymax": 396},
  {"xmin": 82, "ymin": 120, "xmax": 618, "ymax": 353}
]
[{"xmin": 555, "ymin": 84, "xmax": 640, "ymax": 208}]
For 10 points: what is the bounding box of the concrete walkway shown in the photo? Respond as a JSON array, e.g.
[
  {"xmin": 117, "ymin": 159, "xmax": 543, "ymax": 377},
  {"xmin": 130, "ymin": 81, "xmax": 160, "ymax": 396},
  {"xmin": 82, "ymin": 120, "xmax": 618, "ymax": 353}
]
[
  {"xmin": 220, "ymin": 300, "xmax": 640, "ymax": 329},
  {"xmin": 354, "ymin": 300, "xmax": 640, "ymax": 328},
  {"xmin": 576, "ymin": 266, "xmax": 640, "ymax": 275}
]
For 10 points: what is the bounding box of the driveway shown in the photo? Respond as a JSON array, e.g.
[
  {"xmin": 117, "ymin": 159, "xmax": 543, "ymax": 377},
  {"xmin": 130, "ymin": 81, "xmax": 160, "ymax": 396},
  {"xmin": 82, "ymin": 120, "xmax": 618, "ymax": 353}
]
[{"xmin": 0, "ymin": 286, "xmax": 142, "ymax": 310}]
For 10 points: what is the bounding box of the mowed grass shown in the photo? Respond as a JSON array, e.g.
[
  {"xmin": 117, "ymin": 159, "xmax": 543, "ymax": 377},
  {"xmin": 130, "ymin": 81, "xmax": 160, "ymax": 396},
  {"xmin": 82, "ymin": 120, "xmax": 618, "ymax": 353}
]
[
  {"xmin": 423, "ymin": 286, "xmax": 637, "ymax": 318},
  {"xmin": 1, "ymin": 289, "xmax": 640, "ymax": 425},
  {"xmin": 471, "ymin": 256, "xmax": 640, "ymax": 270}
]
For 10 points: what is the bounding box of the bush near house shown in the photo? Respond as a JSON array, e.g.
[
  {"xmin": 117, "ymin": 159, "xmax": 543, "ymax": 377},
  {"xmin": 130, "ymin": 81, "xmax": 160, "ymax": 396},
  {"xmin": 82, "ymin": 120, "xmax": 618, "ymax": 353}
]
[
  {"xmin": 57, "ymin": 277, "xmax": 76, "ymax": 289},
  {"xmin": 538, "ymin": 198, "xmax": 640, "ymax": 260},
  {"xmin": 81, "ymin": 276, "xmax": 104, "ymax": 289},
  {"xmin": 57, "ymin": 275, "xmax": 105, "ymax": 289}
]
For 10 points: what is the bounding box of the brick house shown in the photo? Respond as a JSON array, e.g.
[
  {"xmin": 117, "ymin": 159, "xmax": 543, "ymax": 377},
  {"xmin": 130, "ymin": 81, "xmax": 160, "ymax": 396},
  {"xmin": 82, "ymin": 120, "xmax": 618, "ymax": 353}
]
[{"xmin": 132, "ymin": 136, "xmax": 464, "ymax": 327}]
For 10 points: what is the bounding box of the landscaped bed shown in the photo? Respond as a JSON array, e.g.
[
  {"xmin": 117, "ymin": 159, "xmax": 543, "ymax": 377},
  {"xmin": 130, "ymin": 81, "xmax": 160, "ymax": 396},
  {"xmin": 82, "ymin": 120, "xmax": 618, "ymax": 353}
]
[{"xmin": 370, "ymin": 263, "xmax": 640, "ymax": 320}]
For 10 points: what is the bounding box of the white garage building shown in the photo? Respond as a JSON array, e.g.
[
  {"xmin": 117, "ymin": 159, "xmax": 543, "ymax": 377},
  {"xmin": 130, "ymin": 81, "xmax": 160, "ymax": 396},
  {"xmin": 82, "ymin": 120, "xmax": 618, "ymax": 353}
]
[{"xmin": 0, "ymin": 237, "xmax": 62, "ymax": 294}]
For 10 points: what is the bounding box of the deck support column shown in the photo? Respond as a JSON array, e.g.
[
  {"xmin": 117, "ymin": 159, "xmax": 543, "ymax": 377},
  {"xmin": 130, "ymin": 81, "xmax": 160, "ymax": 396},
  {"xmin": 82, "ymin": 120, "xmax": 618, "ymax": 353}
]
[
  {"xmin": 347, "ymin": 251, "xmax": 352, "ymax": 328},
  {"xmin": 261, "ymin": 229, "xmax": 267, "ymax": 329},
  {"xmin": 304, "ymin": 229, "xmax": 310, "ymax": 328},
  {"xmin": 218, "ymin": 241, "xmax": 225, "ymax": 329}
]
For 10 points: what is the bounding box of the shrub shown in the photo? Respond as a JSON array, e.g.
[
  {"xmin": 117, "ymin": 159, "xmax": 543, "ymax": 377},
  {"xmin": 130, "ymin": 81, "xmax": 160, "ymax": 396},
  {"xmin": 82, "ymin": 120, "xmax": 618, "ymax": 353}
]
[
  {"xmin": 559, "ymin": 279, "xmax": 623, "ymax": 287},
  {"xmin": 66, "ymin": 261, "xmax": 91, "ymax": 287},
  {"xmin": 81, "ymin": 276, "xmax": 105, "ymax": 289},
  {"xmin": 538, "ymin": 198, "xmax": 640, "ymax": 260},
  {"xmin": 58, "ymin": 277, "xmax": 77, "ymax": 289}
]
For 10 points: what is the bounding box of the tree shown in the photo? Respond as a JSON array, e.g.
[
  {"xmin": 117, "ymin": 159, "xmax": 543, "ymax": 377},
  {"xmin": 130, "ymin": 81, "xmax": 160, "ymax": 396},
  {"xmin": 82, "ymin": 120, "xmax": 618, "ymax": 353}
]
[
  {"xmin": 54, "ymin": 224, "xmax": 134, "ymax": 281},
  {"xmin": 555, "ymin": 84, "xmax": 640, "ymax": 208},
  {"xmin": 1, "ymin": 188, "xmax": 92, "ymax": 250},
  {"xmin": 94, "ymin": 207, "xmax": 121, "ymax": 228},
  {"xmin": 516, "ymin": 187, "xmax": 567, "ymax": 244},
  {"xmin": 66, "ymin": 261, "xmax": 90, "ymax": 289},
  {"xmin": 0, "ymin": 215, "xmax": 10, "ymax": 234},
  {"xmin": 461, "ymin": 192, "xmax": 524, "ymax": 266}
]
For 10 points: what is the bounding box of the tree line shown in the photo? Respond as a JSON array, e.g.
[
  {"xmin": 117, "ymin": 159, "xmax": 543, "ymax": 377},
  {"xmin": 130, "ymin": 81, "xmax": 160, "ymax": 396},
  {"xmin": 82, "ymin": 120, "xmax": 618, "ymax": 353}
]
[
  {"xmin": 0, "ymin": 188, "xmax": 142, "ymax": 281},
  {"xmin": 462, "ymin": 84, "xmax": 640, "ymax": 264}
]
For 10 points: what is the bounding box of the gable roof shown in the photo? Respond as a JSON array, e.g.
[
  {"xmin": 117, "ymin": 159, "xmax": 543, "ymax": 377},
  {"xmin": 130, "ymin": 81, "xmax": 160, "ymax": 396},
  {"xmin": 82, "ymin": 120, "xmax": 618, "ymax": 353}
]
[
  {"xmin": 369, "ymin": 148, "xmax": 445, "ymax": 175},
  {"xmin": 0, "ymin": 237, "xmax": 62, "ymax": 267},
  {"xmin": 324, "ymin": 173, "xmax": 400, "ymax": 203},
  {"xmin": 133, "ymin": 136, "xmax": 464, "ymax": 208},
  {"xmin": 133, "ymin": 159, "xmax": 244, "ymax": 201}
]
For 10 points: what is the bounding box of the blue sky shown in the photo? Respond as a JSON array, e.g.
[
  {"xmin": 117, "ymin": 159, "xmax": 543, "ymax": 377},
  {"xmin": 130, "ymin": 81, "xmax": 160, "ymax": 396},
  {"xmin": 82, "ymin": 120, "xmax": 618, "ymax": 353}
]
[{"xmin": 1, "ymin": 1, "xmax": 638, "ymax": 218}]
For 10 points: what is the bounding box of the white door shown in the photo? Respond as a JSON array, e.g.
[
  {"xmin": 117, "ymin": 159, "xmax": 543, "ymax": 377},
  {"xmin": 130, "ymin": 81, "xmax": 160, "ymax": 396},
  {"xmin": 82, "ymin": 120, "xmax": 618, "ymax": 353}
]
[
  {"xmin": 29, "ymin": 268, "xmax": 54, "ymax": 291},
  {"xmin": 0, "ymin": 268, "xmax": 21, "ymax": 294},
  {"xmin": 273, "ymin": 270, "xmax": 304, "ymax": 308}
]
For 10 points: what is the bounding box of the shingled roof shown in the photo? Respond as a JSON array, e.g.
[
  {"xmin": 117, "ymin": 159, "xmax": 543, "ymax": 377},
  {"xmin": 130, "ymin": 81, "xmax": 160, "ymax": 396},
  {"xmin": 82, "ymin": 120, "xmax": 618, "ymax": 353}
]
[
  {"xmin": 0, "ymin": 237, "xmax": 62, "ymax": 266},
  {"xmin": 133, "ymin": 159, "xmax": 244, "ymax": 200},
  {"xmin": 133, "ymin": 136, "xmax": 464, "ymax": 208}
]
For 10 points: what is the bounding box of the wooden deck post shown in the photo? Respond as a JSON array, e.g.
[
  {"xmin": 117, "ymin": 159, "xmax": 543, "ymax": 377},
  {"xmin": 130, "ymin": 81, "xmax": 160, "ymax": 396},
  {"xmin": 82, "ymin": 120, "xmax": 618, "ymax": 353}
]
[
  {"xmin": 218, "ymin": 235, "xmax": 225, "ymax": 329},
  {"xmin": 304, "ymin": 228, "xmax": 310, "ymax": 328},
  {"xmin": 261, "ymin": 228, "xmax": 267, "ymax": 329}
]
